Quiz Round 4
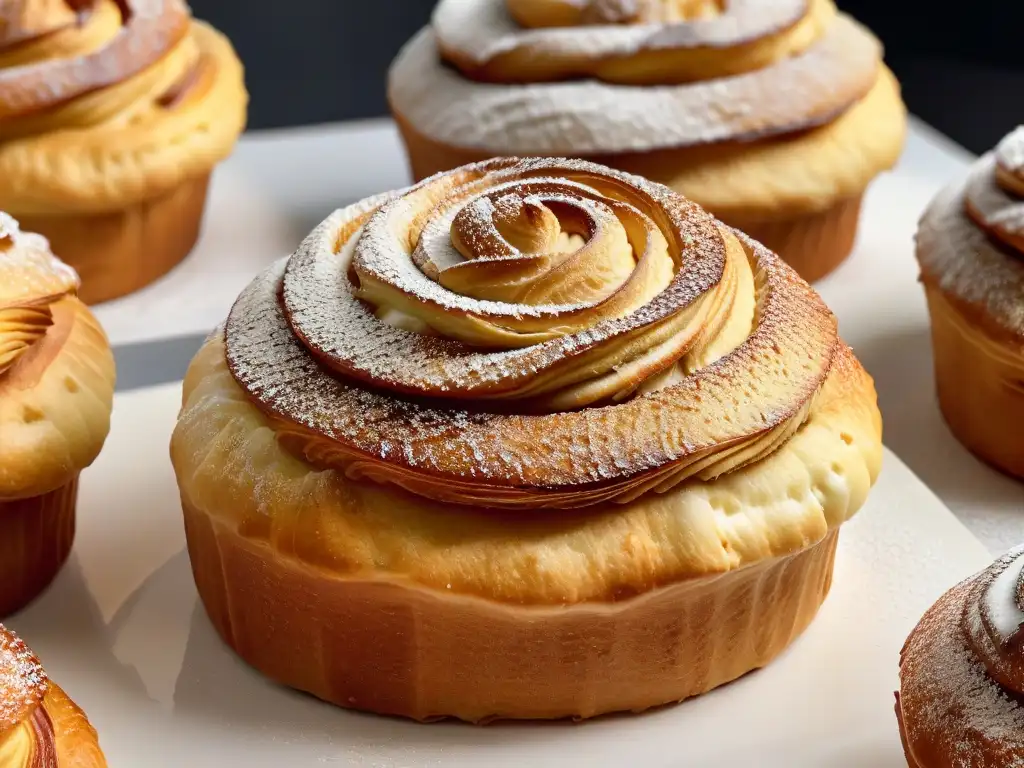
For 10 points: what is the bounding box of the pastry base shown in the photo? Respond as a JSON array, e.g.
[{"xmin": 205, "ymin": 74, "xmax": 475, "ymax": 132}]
[
  {"xmin": 184, "ymin": 494, "xmax": 839, "ymax": 723},
  {"xmin": 15, "ymin": 174, "xmax": 211, "ymax": 306},
  {"xmin": 0, "ymin": 477, "xmax": 77, "ymax": 618},
  {"xmin": 924, "ymin": 285, "xmax": 1024, "ymax": 479},
  {"xmin": 723, "ymin": 195, "xmax": 862, "ymax": 283},
  {"xmin": 395, "ymin": 115, "xmax": 861, "ymax": 282}
]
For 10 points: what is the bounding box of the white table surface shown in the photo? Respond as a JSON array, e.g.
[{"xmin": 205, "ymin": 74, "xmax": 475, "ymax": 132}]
[
  {"xmin": 90, "ymin": 116, "xmax": 1024, "ymax": 553},
  {"xmin": 16, "ymin": 385, "xmax": 995, "ymax": 767}
]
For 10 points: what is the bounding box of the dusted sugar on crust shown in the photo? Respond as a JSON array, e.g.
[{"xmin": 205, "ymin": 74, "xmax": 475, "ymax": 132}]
[
  {"xmin": 0, "ymin": 0, "xmax": 247, "ymax": 215},
  {"xmin": 0, "ymin": 626, "xmax": 46, "ymax": 734}
]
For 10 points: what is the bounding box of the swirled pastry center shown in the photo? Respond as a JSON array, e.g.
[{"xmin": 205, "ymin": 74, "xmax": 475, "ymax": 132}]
[{"xmin": 226, "ymin": 158, "xmax": 838, "ymax": 510}]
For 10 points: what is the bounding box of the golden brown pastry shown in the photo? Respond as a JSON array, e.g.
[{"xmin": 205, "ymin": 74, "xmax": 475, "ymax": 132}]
[
  {"xmin": 915, "ymin": 127, "xmax": 1024, "ymax": 480},
  {"xmin": 0, "ymin": 214, "xmax": 114, "ymax": 618},
  {"xmin": 171, "ymin": 158, "xmax": 882, "ymax": 722},
  {"xmin": 0, "ymin": 624, "xmax": 105, "ymax": 766},
  {"xmin": 0, "ymin": 0, "xmax": 248, "ymax": 304},
  {"xmin": 388, "ymin": 0, "xmax": 907, "ymax": 282},
  {"xmin": 896, "ymin": 546, "xmax": 1024, "ymax": 767}
]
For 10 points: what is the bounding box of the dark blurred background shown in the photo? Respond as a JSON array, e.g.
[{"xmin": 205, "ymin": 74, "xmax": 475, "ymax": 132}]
[{"xmin": 189, "ymin": 0, "xmax": 1023, "ymax": 154}]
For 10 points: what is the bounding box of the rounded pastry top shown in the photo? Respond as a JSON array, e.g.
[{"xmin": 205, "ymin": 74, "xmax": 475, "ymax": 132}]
[
  {"xmin": 221, "ymin": 157, "xmax": 850, "ymax": 511},
  {"xmin": 0, "ymin": 0, "xmax": 247, "ymax": 214},
  {"xmin": 898, "ymin": 546, "xmax": 1024, "ymax": 767},
  {"xmin": 0, "ymin": 213, "xmax": 114, "ymax": 499},
  {"xmin": 916, "ymin": 126, "xmax": 1024, "ymax": 343},
  {"xmin": 0, "ymin": 625, "xmax": 47, "ymax": 737},
  {"xmin": 388, "ymin": 0, "xmax": 885, "ymax": 155}
]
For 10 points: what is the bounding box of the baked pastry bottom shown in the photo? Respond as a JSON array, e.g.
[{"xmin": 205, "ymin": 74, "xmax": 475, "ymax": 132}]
[
  {"xmin": 924, "ymin": 285, "xmax": 1024, "ymax": 479},
  {"xmin": 185, "ymin": 493, "xmax": 838, "ymax": 722},
  {"xmin": 0, "ymin": 477, "xmax": 77, "ymax": 618},
  {"xmin": 15, "ymin": 174, "xmax": 210, "ymax": 305}
]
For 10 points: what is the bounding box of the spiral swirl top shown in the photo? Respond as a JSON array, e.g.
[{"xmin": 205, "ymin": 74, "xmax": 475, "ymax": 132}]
[
  {"xmin": 225, "ymin": 158, "xmax": 840, "ymax": 510},
  {"xmin": 898, "ymin": 547, "xmax": 1024, "ymax": 767},
  {"xmin": 917, "ymin": 127, "xmax": 1024, "ymax": 342},
  {"xmin": 0, "ymin": 0, "xmax": 246, "ymax": 215}
]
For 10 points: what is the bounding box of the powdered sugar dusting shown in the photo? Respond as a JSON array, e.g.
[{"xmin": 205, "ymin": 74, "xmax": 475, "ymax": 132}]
[
  {"xmin": 966, "ymin": 153, "xmax": 1024, "ymax": 239},
  {"xmin": 997, "ymin": 127, "xmax": 1024, "ymax": 174},
  {"xmin": 285, "ymin": 157, "xmax": 724, "ymax": 398},
  {"xmin": 0, "ymin": 212, "xmax": 79, "ymax": 305},
  {"xmin": 433, "ymin": 0, "xmax": 808, "ymax": 68},
  {"xmin": 0, "ymin": 625, "xmax": 48, "ymax": 732},
  {"xmin": 916, "ymin": 154, "xmax": 1024, "ymax": 338},
  {"xmin": 388, "ymin": 15, "xmax": 879, "ymax": 154},
  {"xmin": 982, "ymin": 552, "xmax": 1024, "ymax": 645}
]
